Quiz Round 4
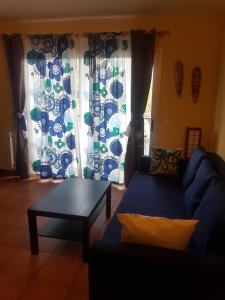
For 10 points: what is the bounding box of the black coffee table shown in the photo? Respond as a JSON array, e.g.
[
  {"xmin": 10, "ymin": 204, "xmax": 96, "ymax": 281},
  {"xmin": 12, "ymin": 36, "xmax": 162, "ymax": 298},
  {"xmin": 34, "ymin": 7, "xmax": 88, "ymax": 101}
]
[{"xmin": 27, "ymin": 178, "xmax": 111, "ymax": 262}]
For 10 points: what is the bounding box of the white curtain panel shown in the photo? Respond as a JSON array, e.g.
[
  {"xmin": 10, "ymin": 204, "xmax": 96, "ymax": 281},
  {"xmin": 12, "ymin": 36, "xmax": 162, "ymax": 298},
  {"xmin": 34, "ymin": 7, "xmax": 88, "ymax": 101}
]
[
  {"xmin": 24, "ymin": 33, "xmax": 131, "ymax": 183},
  {"xmin": 77, "ymin": 34, "xmax": 131, "ymax": 184},
  {"xmin": 24, "ymin": 35, "xmax": 79, "ymax": 178}
]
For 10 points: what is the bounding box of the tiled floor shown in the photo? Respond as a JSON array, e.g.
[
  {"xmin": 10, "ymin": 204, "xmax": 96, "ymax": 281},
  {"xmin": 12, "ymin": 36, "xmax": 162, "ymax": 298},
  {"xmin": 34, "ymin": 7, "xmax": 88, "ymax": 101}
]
[{"xmin": 0, "ymin": 177, "xmax": 125, "ymax": 299}]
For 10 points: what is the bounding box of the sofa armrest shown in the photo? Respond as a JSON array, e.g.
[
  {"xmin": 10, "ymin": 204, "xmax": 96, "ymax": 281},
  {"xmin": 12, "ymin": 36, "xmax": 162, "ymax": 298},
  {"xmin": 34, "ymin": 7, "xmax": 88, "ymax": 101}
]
[
  {"xmin": 138, "ymin": 155, "xmax": 151, "ymax": 173},
  {"xmin": 89, "ymin": 239, "xmax": 225, "ymax": 300}
]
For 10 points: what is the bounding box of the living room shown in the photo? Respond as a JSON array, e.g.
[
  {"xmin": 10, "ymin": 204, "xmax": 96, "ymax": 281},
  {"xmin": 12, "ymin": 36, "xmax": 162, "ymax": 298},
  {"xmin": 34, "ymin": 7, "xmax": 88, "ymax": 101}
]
[{"xmin": 0, "ymin": 0, "xmax": 225, "ymax": 299}]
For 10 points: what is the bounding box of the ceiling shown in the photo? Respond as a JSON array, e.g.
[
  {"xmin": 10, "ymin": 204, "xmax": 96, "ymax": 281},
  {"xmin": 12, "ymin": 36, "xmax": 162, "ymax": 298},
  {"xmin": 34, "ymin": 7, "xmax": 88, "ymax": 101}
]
[{"xmin": 0, "ymin": 0, "xmax": 225, "ymax": 20}]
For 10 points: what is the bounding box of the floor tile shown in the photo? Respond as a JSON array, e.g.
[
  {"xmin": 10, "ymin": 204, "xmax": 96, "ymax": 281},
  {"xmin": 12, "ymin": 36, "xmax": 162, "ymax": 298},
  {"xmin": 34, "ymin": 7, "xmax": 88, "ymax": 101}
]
[
  {"xmin": 73, "ymin": 264, "xmax": 88, "ymax": 288},
  {"xmin": 37, "ymin": 216, "xmax": 50, "ymax": 229},
  {"xmin": 0, "ymin": 272, "xmax": 30, "ymax": 300},
  {"xmin": 100, "ymin": 221, "xmax": 110, "ymax": 237},
  {"xmin": 66, "ymin": 285, "xmax": 89, "ymax": 300},
  {"xmin": 96, "ymin": 206, "xmax": 107, "ymax": 223},
  {"xmin": 16, "ymin": 214, "xmax": 29, "ymax": 229},
  {"xmin": 0, "ymin": 224, "xmax": 11, "ymax": 238},
  {"xmin": 37, "ymin": 254, "xmax": 82, "ymax": 284},
  {"xmin": 0, "ymin": 199, "xmax": 16, "ymax": 211},
  {"xmin": 0, "ymin": 245, "xmax": 20, "ymax": 270},
  {"xmin": 2, "ymin": 248, "xmax": 50, "ymax": 277},
  {"xmin": 0, "ymin": 210, "xmax": 28, "ymax": 228},
  {"xmin": 0, "ymin": 178, "xmax": 125, "ymax": 299},
  {"xmin": 19, "ymin": 278, "xmax": 69, "ymax": 300},
  {"xmin": 90, "ymin": 221, "xmax": 104, "ymax": 235},
  {"xmin": 0, "ymin": 227, "xmax": 30, "ymax": 249},
  {"xmin": 90, "ymin": 222, "xmax": 104, "ymax": 244},
  {"xmin": 38, "ymin": 237, "xmax": 61, "ymax": 253},
  {"xmin": 54, "ymin": 240, "xmax": 82, "ymax": 257}
]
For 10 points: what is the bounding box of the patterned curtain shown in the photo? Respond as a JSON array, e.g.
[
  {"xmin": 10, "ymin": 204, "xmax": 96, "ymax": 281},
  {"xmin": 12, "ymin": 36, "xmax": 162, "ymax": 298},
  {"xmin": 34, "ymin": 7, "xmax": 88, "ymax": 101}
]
[
  {"xmin": 78, "ymin": 33, "xmax": 131, "ymax": 184},
  {"xmin": 24, "ymin": 34, "xmax": 79, "ymax": 179}
]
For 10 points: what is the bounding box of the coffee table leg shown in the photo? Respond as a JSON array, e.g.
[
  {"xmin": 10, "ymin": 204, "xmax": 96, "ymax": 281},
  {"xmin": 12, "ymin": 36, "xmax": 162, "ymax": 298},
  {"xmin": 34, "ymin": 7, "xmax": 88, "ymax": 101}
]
[
  {"xmin": 28, "ymin": 210, "xmax": 39, "ymax": 254},
  {"xmin": 82, "ymin": 221, "xmax": 89, "ymax": 263},
  {"xmin": 106, "ymin": 186, "xmax": 111, "ymax": 219}
]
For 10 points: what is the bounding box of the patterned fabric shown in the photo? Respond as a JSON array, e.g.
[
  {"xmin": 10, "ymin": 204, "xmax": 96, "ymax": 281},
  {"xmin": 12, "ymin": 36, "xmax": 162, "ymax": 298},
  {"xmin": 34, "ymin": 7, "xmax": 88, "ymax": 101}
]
[
  {"xmin": 150, "ymin": 147, "xmax": 182, "ymax": 176},
  {"xmin": 78, "ymin": 33, "xmax": 131, "ymax": 183},
  {"xmin": 25, "ymin": 34, "xmax": 79, "ymax": 179}
]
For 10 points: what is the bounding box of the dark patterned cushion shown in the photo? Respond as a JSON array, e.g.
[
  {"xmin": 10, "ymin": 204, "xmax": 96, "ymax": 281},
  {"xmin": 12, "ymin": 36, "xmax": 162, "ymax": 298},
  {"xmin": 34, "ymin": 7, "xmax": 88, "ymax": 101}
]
[{"xmin": 149, "ymin": 147, "xmax": 182, "ymax": 176}]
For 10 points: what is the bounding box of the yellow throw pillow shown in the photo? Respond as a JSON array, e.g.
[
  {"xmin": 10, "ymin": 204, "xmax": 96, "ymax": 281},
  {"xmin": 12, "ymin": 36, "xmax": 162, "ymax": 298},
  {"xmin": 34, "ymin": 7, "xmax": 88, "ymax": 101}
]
[{"xmin": 117, "ymin": 214, "xmax": 199, "ymax": 251}]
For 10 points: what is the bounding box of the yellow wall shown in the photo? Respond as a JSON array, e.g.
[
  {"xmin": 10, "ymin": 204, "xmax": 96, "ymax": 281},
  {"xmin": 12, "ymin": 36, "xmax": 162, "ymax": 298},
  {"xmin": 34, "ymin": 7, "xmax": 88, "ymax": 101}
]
[
  {"xmin": 213, "ymin": 29, "xmax": 225, "ymax": 159},
  {"xmin": 0, "ymin": 14, "xmax": 224, "ymax": 151},
  {"xmin": 0, "ymin": 35, "xmax": 13, "ymax": 130}
]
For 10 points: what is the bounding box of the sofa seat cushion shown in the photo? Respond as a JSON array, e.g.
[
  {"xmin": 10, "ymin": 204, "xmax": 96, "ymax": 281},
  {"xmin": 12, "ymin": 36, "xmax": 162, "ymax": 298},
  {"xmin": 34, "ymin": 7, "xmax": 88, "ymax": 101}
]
[
  {"xmin": 104, "ymin": 172, "xmax": 188, "ymax": 241},
  {"xmin": 182, "ymin": 147, "xmax": 205, "ymax": 189},
  {"xmin": 184, "ymin": 159, "xmax": 217, "ymax": 216},
  {"xmin": 191, "ymin": 179, "xmax": 225, "ymax": 255}
]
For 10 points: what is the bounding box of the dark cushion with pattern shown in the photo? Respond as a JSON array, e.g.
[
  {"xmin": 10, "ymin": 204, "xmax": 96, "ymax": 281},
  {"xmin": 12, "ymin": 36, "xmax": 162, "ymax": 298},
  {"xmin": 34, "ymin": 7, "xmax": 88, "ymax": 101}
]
[
  {"xmin": 184, "ymin": 159, "xmax": 217, "ymax": 216},
  {"xmin": 182, "ymin": 147, "xmax": 205, "ymax": 188},
  {"xmin": 149, "ymin": 147, "xmax": 182, "ymax": 176}
]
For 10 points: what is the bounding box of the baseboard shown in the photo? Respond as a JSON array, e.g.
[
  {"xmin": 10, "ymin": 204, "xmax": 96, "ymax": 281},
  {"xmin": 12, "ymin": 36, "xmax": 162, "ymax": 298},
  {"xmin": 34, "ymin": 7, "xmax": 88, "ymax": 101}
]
[{"xmin": 0, "ymin": 169, "xmax": 17, "ymax": 177}]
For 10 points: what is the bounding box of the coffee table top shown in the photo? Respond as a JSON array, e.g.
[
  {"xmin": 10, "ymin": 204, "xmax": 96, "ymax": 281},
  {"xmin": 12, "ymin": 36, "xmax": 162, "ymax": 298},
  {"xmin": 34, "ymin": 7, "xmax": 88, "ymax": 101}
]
[{"xmin": 29, "ymin": 178, "xmax": 111, "ymax": 219}]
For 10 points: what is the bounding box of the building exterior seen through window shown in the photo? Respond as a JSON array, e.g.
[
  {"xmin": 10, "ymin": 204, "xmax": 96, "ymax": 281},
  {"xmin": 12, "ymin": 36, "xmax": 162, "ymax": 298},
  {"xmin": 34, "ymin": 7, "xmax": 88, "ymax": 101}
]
[{"xmin": 144, "ymin": 73, "xmax": 153, "ymax": 155}]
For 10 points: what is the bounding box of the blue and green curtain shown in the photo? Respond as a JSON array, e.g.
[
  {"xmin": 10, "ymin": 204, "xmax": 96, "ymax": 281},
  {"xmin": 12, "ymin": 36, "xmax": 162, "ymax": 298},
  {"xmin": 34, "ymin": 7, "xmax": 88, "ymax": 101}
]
[
  {"xmin": 24, "ymin": 32, "xmax": 131, "ymax": 183},
  {"xmin": 78, "ymin": 33, "xmax": 131, "ymax": 183},
  {"xmin": 25, "ymin": 34, "xmax": 79, "ymax": 179}
]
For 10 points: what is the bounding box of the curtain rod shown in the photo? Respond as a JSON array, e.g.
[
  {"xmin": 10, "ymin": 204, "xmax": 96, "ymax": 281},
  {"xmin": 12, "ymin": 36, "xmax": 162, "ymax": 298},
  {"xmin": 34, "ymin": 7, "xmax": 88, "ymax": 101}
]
[
  {"xmin": 82, "ymin": 30, "xmax": 170, "ymax": 36},
  {"xmin": 0, "ymin": 30, "xmax": 170, "ymax": 39},
  {"xmin": 156, "ymin": 30, "xmax": 170, "ymax": 36}
]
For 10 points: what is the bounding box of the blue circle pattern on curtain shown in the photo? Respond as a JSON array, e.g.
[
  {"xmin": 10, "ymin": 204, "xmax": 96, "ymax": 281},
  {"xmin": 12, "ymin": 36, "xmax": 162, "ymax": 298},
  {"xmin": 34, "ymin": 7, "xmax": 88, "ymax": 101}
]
[
  {"xmin": 83, "ymin": 33, "xmax": 129, "ymax": 183},
  {"xmin": 27, "ymin": 34, "xmax": 78, "ymax": 179}
]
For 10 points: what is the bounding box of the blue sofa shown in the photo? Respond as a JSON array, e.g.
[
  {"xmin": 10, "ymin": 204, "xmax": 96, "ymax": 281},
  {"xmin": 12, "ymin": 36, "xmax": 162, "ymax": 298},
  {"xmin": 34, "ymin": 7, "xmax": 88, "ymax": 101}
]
[{"xmin": 89, "ymin": 148, "xmax": 225, "ymax": 300}]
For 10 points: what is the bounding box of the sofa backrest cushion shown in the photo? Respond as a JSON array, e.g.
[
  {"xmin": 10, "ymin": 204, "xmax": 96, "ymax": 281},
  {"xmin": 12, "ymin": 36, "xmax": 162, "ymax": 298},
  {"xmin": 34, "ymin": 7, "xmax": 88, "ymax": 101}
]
[
  {"xmin": 191, "ymin": 179, "xmax": 225, "ymax": 255},
  {"xmin": 182, "ymin": 147, "xmax": 206, "ymax": 188},
  {"xmin": 184, "ymin": 159, "xmax": 217, "ymax": 216},
  {"xmin": 206, "ymin": 152, "xmax": 225, "ymax": 183}
]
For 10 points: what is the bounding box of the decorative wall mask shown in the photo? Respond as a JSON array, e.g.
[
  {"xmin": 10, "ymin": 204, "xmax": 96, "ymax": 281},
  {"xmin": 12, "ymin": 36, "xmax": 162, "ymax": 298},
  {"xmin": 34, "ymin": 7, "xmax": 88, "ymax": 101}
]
[
  {"xmin": 174, "ymin": 60, "xmax": 184, "ymax": 97},
  {"xmin": 192, "ymin": 67, "xmax": 202, "ymax": 104}
]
